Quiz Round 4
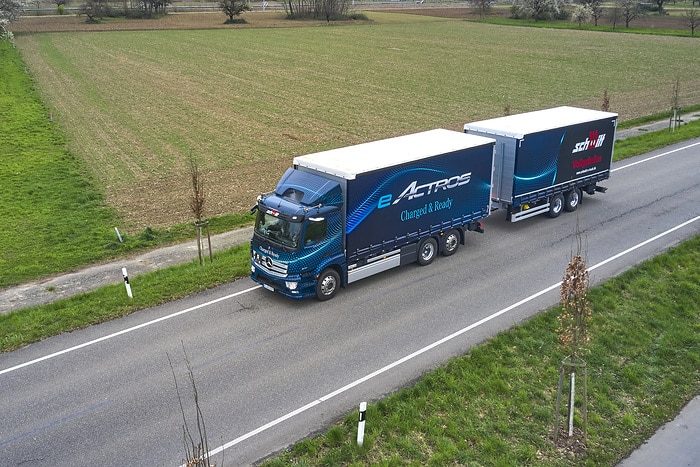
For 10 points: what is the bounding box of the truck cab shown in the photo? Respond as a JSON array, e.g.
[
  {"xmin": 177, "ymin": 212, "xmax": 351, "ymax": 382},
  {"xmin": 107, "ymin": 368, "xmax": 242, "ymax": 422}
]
[{"xmin": 251, "ymin": 168, "xmax": 345, "ymax": 300}]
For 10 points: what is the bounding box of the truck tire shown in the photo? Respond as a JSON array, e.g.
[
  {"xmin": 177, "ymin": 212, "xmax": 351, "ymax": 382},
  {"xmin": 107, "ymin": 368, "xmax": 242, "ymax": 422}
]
[
  {"xmin": 548, "ymin": 194, "xmax": 564, "ymax": 218},
  {"xmin": 316, "ymin": 268, "xmax": 340, "ymax": 301},
  {"xmin": 417, "ymin": 237, "xmax": 438, "ymax": 266},
  {"xmin": 564, "ymin": 189, "xmax": 582, "ymax": 212},
  {"xmin": 441, "ymin": 229, "xmax": 460, "ymax": 256}
]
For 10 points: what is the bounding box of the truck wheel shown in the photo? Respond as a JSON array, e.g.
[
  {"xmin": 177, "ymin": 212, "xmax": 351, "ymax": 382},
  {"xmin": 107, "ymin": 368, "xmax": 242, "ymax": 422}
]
[
  {"xmin": 441, "ymin": 229, "xmax": 460, "ymax": 256},
  {"xmin": 417, "ymin": 237, "xmax": 438, "ymax": 266},
  {"xmin": 548, "ymin": 194, "xmax": 564, "ymax": 218},
  {"xmin": 316, "ymin": 269, "xmax": 340, "ymax": 301},
  {"xmin": 564, "ymin": 189, "xmax": 581, "ymax": 212}
]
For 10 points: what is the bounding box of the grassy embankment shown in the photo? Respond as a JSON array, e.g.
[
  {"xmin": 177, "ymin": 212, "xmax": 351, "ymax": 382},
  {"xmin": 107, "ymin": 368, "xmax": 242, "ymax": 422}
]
[
  {"xmin": 260, "ymin": 235, "xmax": 699, "ymax": 466},
  {"xmin": 0, "ymin": 41, "xmax": 252, "ymax": 290}
]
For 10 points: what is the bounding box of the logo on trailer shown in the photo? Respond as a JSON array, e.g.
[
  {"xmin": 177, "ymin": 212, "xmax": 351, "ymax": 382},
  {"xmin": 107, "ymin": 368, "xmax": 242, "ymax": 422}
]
[
  {"xmin": 378, "ymin": 172, "xmax": 471, "ymax": 209},
  {"xmin": 572, "ymin": 130, "xmax": 606, "ymax": 154}
]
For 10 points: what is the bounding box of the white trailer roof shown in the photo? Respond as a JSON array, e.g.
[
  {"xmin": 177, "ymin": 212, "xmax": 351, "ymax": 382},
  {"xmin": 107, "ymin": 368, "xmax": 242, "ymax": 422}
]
[
  {"xmin": 463, "ymin": 106, "xmax": 618, "ymax": 139},
  {"xmin": 293, "ymin": 129, "xmax": 494, "ymax": 180}
]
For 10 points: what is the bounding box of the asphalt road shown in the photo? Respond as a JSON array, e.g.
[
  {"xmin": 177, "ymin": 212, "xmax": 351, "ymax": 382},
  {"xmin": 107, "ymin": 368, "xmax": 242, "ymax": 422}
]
[{"xmin": 1, "ymin": 138, "xmax": 699, "ymax": 466}]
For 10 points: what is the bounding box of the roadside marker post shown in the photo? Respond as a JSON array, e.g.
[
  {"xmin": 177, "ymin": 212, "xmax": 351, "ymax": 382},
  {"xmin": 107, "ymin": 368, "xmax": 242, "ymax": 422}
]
[
  {"xmin": 122, "ymin": 267, "xmax": 133, "ymax": 298},
  {"xmin": 357, "ymin": 401, "xmax": 367, "ymax": 446}
]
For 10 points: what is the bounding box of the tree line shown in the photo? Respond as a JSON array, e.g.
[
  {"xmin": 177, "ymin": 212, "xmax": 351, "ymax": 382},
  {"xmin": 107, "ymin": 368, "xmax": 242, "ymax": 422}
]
[{"xmin": 472, "ymin": 0, "xmax": 700, "ymax": 32}]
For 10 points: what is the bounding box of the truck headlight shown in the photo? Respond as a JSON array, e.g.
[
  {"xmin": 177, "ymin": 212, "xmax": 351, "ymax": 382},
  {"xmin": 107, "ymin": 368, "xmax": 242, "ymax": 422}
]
[
  {"xmin": 251, "ymin": 265, "xmax": 256, "ymax": 273},
  {"xmin": 285, "ymin": 281, "xmax": 298, "ymax": 290}
]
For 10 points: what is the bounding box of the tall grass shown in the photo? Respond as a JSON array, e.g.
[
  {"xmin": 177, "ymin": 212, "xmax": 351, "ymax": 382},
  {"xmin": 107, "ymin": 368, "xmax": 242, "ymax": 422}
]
[{"xmin": 0, "ymin": 41, "xmax": 122, "ymax": 286}]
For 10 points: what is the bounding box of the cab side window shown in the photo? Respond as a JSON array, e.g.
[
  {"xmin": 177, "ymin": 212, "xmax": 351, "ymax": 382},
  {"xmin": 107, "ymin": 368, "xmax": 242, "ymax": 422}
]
[{"xmin": 304, "ymin": 219, "xmax": 327, "ymax": 246}]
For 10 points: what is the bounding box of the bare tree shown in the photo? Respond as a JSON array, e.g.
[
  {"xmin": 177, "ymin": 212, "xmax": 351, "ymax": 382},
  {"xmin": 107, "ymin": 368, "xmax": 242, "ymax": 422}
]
[
  {"xmin": 168, "ymin": 345, "xmax": 216, "ymax": 467},
  {"xmin": 586, "ymin": 0, "xmax": 604, "ymax": 26},
  {"xmin": 469, "ymin": 0, "xmax": 494, "ymax": 18},
  {"xmin": 601, "ymin": 89, "xmax": 610, "ymax": 112},
  {"xmin": 616, "ymin": 0, "xmax": 644, "ymax": 27},
  {"xmin": 554, "ymin": 225, "xmax": 591, "ymax": 443},
  {"xmin": 652, "ymin": 0, "xmax": 667, "ymax": 14},
  {"xmin": 284, "ymin": 0, "xmax": 351, "ymax": 19},
  {"xmin": 78, "ymin": 0, "xmax": 112, "ymax": 21},
  {"xmin": 188, "ymin": 156, "xmax": 212, "ymax": 265},
  {"xmin": 683, "ymin": 8, "xmax": 700, "ymax": 35}
]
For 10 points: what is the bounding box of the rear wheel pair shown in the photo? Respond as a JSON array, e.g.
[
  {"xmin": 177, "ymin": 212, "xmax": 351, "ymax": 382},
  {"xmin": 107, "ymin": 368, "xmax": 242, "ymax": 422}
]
[
  {"xmin": 548, "ymin": 189, "xmax": 581, "ymax": 218},
  {"xmin": 417, "ymin": 229, "xmax": 460, "ymax": 266}
]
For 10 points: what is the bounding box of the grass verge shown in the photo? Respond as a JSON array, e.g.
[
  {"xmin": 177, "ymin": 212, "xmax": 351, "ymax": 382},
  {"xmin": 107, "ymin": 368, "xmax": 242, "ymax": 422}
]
[
  {"xmin": 614, "ymin": 118, "xmax": 700, "ymax": 161},
  {"xmin": 0, "ymin": 40, "xmax": 120, "ymax": 287},
  {"xmin": 0, "ymin": 242, "xmax": 251, "ymax": 353},
  {"xmin": 261, "ymin": 235, "xmax": 700, "ymax": 466},
  {"xmin": 616, "ymin": 104, "xmax": 700, "ymax": 129}
]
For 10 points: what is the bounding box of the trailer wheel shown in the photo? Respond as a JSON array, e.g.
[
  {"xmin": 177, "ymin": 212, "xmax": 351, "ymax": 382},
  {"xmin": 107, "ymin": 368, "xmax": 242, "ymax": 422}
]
[
  {"xmin": 316, "ymin": 268, "xmax": 340, "ymax": 301},
  {"xmin": 442, "ymin": 229, "xmax": 460, "ymax": 256},
  {"xmin": 548, "ymin": 194, "xmax": 564, "ymax": 218},
  {"xmin": 417, "ymin": 237, "xmax": 438, "ymax": 266},
  {"xmin": 564, "ymin": 189, "xmax": 582, "ymax": 212}
]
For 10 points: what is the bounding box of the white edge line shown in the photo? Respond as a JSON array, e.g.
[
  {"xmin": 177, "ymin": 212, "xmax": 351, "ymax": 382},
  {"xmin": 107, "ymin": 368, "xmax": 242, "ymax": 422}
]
[
  {"xmin": 204, "ymin": 215, "xmax": 700, "ymax": 461},
  {"xmin": 612, "ymin": 141, "xmax": 700, "ymax": 173},
  {"xmin": 0, "ymin": 286, "xmax": 262, "ymax": 376}
]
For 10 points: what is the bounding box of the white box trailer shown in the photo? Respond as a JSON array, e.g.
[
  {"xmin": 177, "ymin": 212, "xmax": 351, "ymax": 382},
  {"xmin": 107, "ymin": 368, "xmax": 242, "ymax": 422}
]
[{"xmin": 464, "ymin": 106, "xmax": 618, "ymax": 222}]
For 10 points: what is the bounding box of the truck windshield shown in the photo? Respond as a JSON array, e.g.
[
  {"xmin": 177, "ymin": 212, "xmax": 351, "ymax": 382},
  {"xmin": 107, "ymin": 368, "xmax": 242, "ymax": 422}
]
[{"xmin": 254, "ymin": 210, "xmax": 302, "ymax": 250}]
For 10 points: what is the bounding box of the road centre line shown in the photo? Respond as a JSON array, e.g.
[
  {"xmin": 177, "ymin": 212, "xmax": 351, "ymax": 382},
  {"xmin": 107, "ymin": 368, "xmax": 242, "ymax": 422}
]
[
  {"xmin": 3, "ymin": 141, "xmax": 697, "ymax": 378},
  {"xmin": 204, "ymin": 215, "xmax": 700, "ymax": 461},
  {"xmin": 611, "ymin": 141, "xmax": 700, "ymax": 173}
]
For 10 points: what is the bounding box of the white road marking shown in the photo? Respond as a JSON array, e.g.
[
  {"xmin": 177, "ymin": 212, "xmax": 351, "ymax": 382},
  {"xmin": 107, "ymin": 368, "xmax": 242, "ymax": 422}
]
[
  {"xmin": 0, "ymin": 286, "xmax": 261, "ymax": 376},
  {"xmin": 204, "ymin": 215, "xmax": 700, "ymax": 461},
  {"xmin": 612, "ymin": 141, "xmax": 700, "ymax": 173}
]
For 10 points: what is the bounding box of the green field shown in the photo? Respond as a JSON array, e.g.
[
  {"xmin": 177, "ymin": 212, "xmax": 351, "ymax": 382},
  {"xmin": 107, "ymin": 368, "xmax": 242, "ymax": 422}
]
[
  {"xmin": 14, "ymin": 13, "xmax": 700, "ymax": 232},
  {"xmin": 0, "ymin": 41, "xmax": 122, "ymax": 286}
]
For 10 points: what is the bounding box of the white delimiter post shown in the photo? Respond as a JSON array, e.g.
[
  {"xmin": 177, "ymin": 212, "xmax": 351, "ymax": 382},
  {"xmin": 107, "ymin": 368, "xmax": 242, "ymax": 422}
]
[
  {"xmin": 122, "ymin": 267, "xmax": 133, "ymax": 298},
  {"xmin": 357, "ymin": 401, "xmax": 367, "ymax": 446}
]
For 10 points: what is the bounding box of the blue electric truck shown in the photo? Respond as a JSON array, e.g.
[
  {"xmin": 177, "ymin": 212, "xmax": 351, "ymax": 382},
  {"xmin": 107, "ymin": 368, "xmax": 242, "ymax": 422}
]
[
  {"xmin": 250, "ymin": 129, "xmax": 496, "ymax": 300},
  {"xmin": 464, "ymin": 106, "xmax": 618, "ymax": 222}
]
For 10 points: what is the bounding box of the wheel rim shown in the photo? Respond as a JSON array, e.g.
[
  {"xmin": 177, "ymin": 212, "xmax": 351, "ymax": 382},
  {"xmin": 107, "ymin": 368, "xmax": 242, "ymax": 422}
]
[
  {"xmin": 421, "ymin": 242, "xmax": 436, "ymax": 262},
  {"xmin": 552, "ymin": 197, "xmax": 563, "ymax": 214},
  {"xmin": 569, "ymin": 192, "xmax": 579, "ymax": 208},
  {"xmin": 320, "ymin": 274, "xmax": 337, "ymax": 296},
  {"xmin": 445, "ymin": 233, "xmax": 459, "ymax": 253}
]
